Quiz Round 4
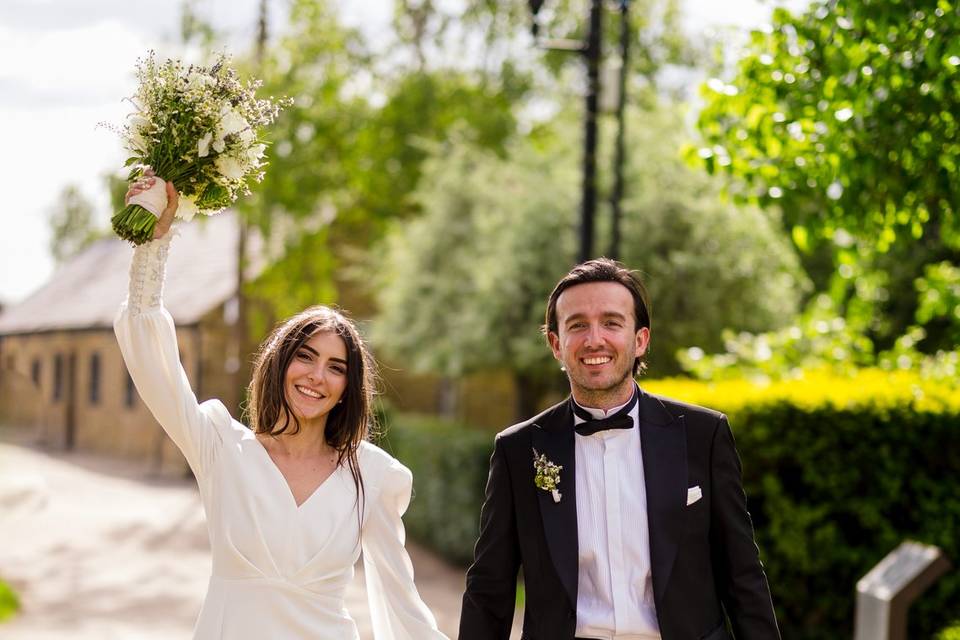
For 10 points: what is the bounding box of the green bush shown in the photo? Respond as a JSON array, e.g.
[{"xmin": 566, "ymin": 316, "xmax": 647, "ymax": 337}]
[
  {"xmin": 647, "ymin": 370, "xmax": 960, "ymax": 640},
  {"xmin": 378, "ymin": 413, "xmax": 493, "ymax": 566},
  {"xmin": 939, "ymin": 621, "xmax": 960, "ymax": 640},
  {"xmin": 0, "ymin": 579, "xmax": 19, "ymax": 623}
]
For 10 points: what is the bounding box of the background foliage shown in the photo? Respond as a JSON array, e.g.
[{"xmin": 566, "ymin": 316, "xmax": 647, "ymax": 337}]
[
  {"xmin": 691, "ymin": 0, "xmax": 960, "ymax": 367},
  {"xmin": 372, "ymin": 104, "xmax": 808, "ymax": 417},
  {"xmin": 378, "ymin": 413, "xmax": 493, "ymax": 566}
]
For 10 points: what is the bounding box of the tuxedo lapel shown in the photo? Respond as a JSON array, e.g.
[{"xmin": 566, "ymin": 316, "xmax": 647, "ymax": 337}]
[
  {"xmin": 638, "ymin": 390, "xmax": 687, "ymax": 605},
  {"xmin": 530, "ymin": 400, "xmax": 578, "ymax": 611}
]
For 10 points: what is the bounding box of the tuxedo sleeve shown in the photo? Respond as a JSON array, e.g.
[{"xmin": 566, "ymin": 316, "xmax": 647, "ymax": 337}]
[
  {"xmin": 709, "ymin": 416, "xmax": 781, "ymax": 640},
  {"xmin": 459, "ymin": 435, "xmax": 520, "ymax": 640}
]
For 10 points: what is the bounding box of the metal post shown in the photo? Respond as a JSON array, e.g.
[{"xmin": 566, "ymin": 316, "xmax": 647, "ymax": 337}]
[
  {"xmin": 232, "ymin": 0, "xmax": 269, "ymax": 414},
  {"xmin": 854, "ymin": 541, "xmax": 951, "ymax": 640},
  {"xmin": 580, "ymin": 0, "xmax": 602, "ymax": 263},
  {"xmin": 608, "ymin": 0, "xmax": 630, "ymax": 260}
]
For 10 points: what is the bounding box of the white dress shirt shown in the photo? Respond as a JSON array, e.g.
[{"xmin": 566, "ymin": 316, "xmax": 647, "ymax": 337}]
[{"xmin": 574, "ymin": 393, "xmax": 661, "ymax": 640}]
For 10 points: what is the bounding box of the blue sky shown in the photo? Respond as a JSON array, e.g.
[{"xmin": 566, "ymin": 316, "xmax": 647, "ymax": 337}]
[{"xmin": 0, "ymin": 0, "xmax": 808, "ymax": 305}]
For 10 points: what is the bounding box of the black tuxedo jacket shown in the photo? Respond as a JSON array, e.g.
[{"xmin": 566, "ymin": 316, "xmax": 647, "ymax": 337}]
[{"xmin": 459, "ymin": 389, "xmax": 780, "ymax": 640}]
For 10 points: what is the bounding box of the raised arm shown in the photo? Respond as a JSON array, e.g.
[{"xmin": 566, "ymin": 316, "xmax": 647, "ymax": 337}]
[{"xmin": 113, "ymin": 175, "xmax": 229, "ymax": 477}]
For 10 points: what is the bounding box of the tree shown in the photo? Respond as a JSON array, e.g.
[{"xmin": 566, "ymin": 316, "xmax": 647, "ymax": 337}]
[
  {"xmin": 695, "ymin": 0, "xmax": 960, "ymax": 249},
  {"xmin": 237, "ymin": 0, "xmax": 530, "ymax": 336},
  {"xmin": 691, "ymin": 0, "xmax": 960, "ymax": 351},
  {"xmin": 372, "ymin": 105, "xmax": 808, "ymax": 418},
  {"xmin": 48, "ymin": 185, "xmax": 102, "ymax": 265},
  {"xmin": 242, "ymin": 0, "xmax": 373, "ymax": 233},
  {"xmin": 371, "ymin": 125, "xmax": 578, "ymax": 419}
]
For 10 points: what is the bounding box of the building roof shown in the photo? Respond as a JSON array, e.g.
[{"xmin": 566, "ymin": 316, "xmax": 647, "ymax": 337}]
[{"xmin": 0, "ymin": 212, "xmax": 263, "ymax": 335}]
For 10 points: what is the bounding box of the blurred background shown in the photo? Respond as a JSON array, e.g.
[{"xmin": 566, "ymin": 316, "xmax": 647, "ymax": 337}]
[{"xmin": 0, "ymin": 0, "xmax": 958, "ymax": 638}]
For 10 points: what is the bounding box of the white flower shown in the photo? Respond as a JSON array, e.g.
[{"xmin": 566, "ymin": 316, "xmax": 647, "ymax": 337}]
[
  {"xmin": 129, "ymin": 113, "xmax": 150, "ymax": 130},
  {"xmin": 239, "ymin": 128, "xmax": 255, "ymax": 144},
  {"xmin": 215, "ymin": 154, "xmax": 247, "ymax": 181},
  {"xmin": 212, "ymin": 137, "xmax": 226, "ymax": 154},
  {"xmin": 217, "ymin": 106, "xmax": 249, "ymax": 138},
  {"xmin": 187, "ymin": 71, "xmax": 213, "ymax": 91},
  {"xmin": 126, "ymin": 114, "xmax": 151, "ymax": 152},
  {"xmin": 246, "ymin": 143, "xmax": 267, "ymax": 164},
  {"xmin": 197, "ymin": 132, "xmax": 213, "ymax": 158},
  {"xmin": 126, "ymin": 132, "xmax": 148, "ymax": 154},
  {"xmin": 176, "ymin": 194, "xmax": 200, "ymax": 222}
]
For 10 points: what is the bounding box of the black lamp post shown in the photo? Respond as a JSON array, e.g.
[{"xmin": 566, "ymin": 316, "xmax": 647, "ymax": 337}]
[
  {"xmin": 608, "ymin": 0, "xmax": 630, "ymax": 260},
  {"xmin": 528, "ymin": 0, "xmax": 603, "ymax": 264}
]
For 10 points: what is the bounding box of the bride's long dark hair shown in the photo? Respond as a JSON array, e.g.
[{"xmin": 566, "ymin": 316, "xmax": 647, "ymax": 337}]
[{"xmin": 246, "ymin": 306, "xmax": 377, "ymax": 520}]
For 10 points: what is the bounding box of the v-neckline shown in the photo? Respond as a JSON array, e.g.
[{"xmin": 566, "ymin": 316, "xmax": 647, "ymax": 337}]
[{"xmin": 251, "ymin": 434, "xmax": 340, "ymax": 510}]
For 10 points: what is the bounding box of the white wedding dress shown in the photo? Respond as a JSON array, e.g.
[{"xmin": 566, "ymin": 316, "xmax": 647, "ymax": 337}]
[{"xmin": 115, "ymin": 235, "xmax": 448, "ymax": 640}]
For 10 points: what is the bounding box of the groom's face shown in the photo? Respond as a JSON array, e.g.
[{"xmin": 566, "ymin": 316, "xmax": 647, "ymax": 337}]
[{"xmin": 548, "ymin": 281, "xmax": 650, "ymax": 402}]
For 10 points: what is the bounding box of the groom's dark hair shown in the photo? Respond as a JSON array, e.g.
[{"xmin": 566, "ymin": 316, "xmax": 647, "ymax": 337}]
[{"xmin": 542, "ymin": 258, "xmax": 651, "ymax": 375}]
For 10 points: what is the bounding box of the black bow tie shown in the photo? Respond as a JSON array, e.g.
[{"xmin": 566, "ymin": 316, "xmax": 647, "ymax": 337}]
[{"xmin": 572, "ymin": 389, "xmax": 638, "ymax": 436}]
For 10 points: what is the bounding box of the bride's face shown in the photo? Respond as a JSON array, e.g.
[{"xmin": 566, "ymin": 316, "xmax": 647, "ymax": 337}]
[{"xmin": 283, "ymin": 331, "xmax": 349, "ymax": 424}]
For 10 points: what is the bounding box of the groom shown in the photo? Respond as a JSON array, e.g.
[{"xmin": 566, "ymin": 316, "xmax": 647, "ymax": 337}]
[{"xmin": 459, "ymin": 259, "xmax": 780, "ymax": 640}]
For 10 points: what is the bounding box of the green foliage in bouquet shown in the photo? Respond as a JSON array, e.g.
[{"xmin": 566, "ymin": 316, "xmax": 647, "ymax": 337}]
[{"xmin": 111, "ymin": 52, "xmax": 288, "ymax": 244}]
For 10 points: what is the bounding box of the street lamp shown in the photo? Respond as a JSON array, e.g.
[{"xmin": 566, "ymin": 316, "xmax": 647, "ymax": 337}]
[
  {"xmin": 608, "ymin": 0, "xmax": 630, "ymax": 260},
  {"xmin": 528, "ymin": 0, "xmax": 603, "ymax": 264}
]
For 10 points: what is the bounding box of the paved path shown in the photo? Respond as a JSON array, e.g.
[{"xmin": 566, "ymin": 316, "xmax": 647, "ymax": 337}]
[{"xmin": 0, "ymin": 439, "xmax": 523, "ymax": 638}]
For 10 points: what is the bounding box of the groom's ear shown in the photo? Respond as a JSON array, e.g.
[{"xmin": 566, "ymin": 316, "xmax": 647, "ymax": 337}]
[
  {"xmin": 634, "ymin": 326, "xmax": 650, "ymax": 357},
  {"xmin": 548, "ymin": 331, "xmax": 562, "ymax": 360}
]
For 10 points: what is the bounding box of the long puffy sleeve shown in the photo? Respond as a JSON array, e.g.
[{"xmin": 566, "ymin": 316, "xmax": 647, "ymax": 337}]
[
  {"xmin": 361, "ymin": 449, "xmax": 449, "ymax": 640},
  {"xmin": 113, "ymin": 234, "xmax": 231, "ymax": 478}
]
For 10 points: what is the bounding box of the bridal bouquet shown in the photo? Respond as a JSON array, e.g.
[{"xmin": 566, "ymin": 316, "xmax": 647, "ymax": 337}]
[{"xmin": 110, "ymin": 52, "xmax": 288, "ymax": 244}]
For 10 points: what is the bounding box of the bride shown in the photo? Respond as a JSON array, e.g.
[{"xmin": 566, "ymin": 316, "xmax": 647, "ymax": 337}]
[{"xmin": 115, "ymin": 173, "xmax": 449, "ymax": 639}]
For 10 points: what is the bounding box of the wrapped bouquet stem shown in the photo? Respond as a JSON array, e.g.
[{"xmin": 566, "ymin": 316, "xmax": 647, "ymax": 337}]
[{"xmin": 110, "ymin": 52, "xmax": 289, "ymax": 244}]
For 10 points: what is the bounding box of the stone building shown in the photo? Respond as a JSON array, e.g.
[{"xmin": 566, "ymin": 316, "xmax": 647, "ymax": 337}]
[{"xmin": 0, "ymin": 213, "xmax": 258, "ymax": 474}]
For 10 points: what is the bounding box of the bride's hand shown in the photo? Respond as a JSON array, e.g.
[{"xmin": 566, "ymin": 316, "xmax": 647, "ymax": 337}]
[{"xmin": 125, "ymin": 169, "xmax": 179, "ymax": 240}]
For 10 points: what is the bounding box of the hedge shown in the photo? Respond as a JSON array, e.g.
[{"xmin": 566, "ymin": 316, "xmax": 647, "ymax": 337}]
[
  {"xmin": 378, "ymin": 413, "xmax": 494, "ymax": 566},
  {"xmin": 384, "ymin": 369, "xmax": 960, "ymax": 638},
  {"xmin": 940, "ymin": 621, "xmax": 960, "ymax": 640},
  {"xmin": 646, "ymin": 370, "xmax": 960, "ymax": 639}
]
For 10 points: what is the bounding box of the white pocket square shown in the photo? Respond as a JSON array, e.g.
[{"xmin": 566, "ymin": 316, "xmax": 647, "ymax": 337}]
[{"xmin": 686, "ymin": 485, "xmax": 702, "ymax": 506}]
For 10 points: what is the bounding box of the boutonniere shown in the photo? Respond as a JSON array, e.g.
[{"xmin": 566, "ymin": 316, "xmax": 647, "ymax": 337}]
[{"xmin": 532, "ymin": 448, "xmax": 563, "ymax": 503}]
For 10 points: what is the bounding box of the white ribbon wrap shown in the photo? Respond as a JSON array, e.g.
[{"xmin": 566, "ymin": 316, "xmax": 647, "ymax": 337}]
[{"xmin": 127, "ymin": 177, "xmax": 168, "ymax": 218}]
